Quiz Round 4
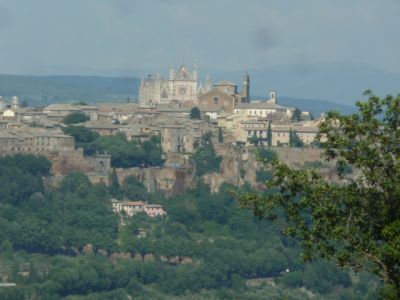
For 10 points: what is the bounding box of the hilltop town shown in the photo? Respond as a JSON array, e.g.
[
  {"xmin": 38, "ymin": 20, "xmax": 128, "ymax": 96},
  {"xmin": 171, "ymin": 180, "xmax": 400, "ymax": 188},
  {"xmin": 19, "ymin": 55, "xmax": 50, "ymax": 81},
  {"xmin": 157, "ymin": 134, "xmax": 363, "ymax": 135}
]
[{"xmin": 0, "ymin": 62, "xmax": 325, "ymax": 196}]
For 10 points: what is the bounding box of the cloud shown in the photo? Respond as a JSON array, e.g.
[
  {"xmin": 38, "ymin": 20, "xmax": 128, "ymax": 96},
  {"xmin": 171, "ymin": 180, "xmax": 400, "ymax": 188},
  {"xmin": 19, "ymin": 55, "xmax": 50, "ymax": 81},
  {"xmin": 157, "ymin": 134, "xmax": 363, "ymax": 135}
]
[{"xmin": 251, "ymin": 25, "xmax": 280, "ymax": 51}]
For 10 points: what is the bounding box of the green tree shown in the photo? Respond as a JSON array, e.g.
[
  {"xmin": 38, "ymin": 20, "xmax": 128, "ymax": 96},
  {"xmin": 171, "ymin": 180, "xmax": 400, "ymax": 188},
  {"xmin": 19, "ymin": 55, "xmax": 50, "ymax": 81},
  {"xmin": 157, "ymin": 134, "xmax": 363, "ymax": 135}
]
[
  {"xmin": 218, "ymin": 127, "xmax": 224, "ymax": 143},
  {"xmin": 109, "ymin": 168, "xmax": 121, "ymax": 198},
  {"xmin": 256, "ymin": 147, "xmax": 277, "ymax": 163},
  {"xmin": 249, "ymin": 131, "xmax": 259, "ymax": 146},
  {"xmin": 0, "ymin": 239, "xmax": 13, "ymax": 253},
  {"xmin": 238, "ymin": 91, "xmax": 400, "ymax": 298},
  {"xmin": 289, "ymin": 128, "xmax": 303, "ymax": 147},
  {"xmin": 192, "ymin": 133, "xmax": 222, "ymax": 176},
  {"xmin": 122, "ymin": 176, "xmax": 148, "ymax": 200},
  {"xmin": 62, "ymin": 125, "xmax": 100, "ymax": 155},
  {"xmin": 291, "ymin": 108, "xmax": 302, "ymax": 122},
  {"xmin": 63, "ymin": 112, "xmax": 90, "ymax": 124},
  {"xmin": 190, "ymin": 107, "xmax": 201, "ymax": 120},
  {"xmin": 21, "ymin": 99, "xmax": 29, "ymax": 108}
]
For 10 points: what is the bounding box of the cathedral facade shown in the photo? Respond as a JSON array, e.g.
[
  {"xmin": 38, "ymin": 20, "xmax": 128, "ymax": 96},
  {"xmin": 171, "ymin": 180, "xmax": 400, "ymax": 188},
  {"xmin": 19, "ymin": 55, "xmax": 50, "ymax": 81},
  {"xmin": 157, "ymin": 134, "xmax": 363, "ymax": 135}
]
[{"xmin": 139, "ymin": 63, "xmax": 211, "ymax": 105}]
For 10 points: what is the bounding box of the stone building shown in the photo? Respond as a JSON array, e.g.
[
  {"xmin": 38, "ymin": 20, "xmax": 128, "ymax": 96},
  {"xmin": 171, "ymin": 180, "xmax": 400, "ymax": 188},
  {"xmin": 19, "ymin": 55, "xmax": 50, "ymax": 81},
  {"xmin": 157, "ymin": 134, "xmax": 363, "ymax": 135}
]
[
  {"xmin": 234, "ymin": 91, "xmax": 294, "ymax": 119},
  {"xmin": 43, "ymin": 104, "xmax": 98, "ymax": 122},
  {"xmin": 160, "ymin": 120, "xmax": 207, "ymax": 154},
  {"xmin": 0, "ymin": 128, "xmax": 75, "ymax": 155},
  {"xmin": 271, "ymin": 125, "xmax": 320, "ymax": 146},
  {"xmin": 234, "ymin": 119, "xmax": 270, "ymax": 145},
  {"xmin": 198, "ymin": 73, "xmax": 250, "ymax": 117},
  {"xmin": 234, "ymin": 120, "xmax": 321, "ymax": 146},
  {"xmin": 139, "ymin": 62, "xmax": 208, "ymax": 105},
  {"xmin": 111, "ymin": 200, "xmax": 166, "ymax": 218}
]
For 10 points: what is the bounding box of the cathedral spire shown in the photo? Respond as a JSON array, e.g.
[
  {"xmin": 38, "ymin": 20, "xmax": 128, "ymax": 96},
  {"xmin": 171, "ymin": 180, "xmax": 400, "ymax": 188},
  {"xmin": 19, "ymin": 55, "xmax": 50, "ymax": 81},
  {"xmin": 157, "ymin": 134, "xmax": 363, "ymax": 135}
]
[
  {"xmin": 193, "ymin": 59, "xmax": 198, "ymax": 82},
  {"xmin": 205, "ymin": 74, "xmax": 212, "ymax": 92},
  {"xmin": 169, "ymin": 64, "xmax": 174, "ymax": 80}
]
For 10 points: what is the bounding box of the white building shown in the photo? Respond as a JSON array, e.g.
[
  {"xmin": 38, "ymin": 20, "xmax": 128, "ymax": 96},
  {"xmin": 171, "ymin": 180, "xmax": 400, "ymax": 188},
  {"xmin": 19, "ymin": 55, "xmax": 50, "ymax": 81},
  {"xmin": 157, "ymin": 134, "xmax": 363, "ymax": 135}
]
[
  {"xmin": 139, "ymin": 62, "xmax": 209, "ymax": 105},
  {"xmin": 234, "ymin": 92, "xmax": 294, "ymax": 118},
  {"xmin": 111, "ymin": 200, "xmax": 167, "ymax": 218}
]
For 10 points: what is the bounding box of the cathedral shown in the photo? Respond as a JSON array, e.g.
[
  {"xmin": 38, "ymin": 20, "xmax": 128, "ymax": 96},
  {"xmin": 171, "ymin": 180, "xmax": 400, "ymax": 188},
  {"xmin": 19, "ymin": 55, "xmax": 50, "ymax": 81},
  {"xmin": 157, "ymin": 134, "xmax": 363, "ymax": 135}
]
[{"xmin": 139, "ymin": 62, "xmax": 212, "ymax": 105}]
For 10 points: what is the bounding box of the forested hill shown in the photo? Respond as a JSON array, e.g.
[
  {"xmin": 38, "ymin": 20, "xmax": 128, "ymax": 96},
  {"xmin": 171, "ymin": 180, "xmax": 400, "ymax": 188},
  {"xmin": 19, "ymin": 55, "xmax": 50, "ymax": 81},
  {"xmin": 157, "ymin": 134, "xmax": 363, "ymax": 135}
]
[
  {"xmin": 0, "ymin": 153, "xmax": 379, "ymax": 299},
  {"xmin": 0, "ymin": 75, "xmax": 140, "ymax": 106},
  {"xmin": 277, "ymin": 97, "xmax": 357, "ymax": 117}
]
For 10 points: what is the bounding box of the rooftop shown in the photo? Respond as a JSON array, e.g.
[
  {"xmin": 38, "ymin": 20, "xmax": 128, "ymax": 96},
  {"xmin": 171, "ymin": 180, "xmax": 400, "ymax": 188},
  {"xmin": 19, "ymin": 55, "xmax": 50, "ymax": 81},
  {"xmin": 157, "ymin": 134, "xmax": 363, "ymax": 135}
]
[
  {"xmin": 214, "ymin": 80, "xmax": 237, "ymax": 86},
  {"xmin": 235, "ymin": 101, "xmax": 290, "ymax": 110}
]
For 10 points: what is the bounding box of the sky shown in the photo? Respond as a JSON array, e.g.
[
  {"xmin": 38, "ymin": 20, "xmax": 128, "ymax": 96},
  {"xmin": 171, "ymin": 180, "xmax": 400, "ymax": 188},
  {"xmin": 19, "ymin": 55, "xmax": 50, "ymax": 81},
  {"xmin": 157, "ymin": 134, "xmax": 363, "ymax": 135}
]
[{"xmin": 0, "ymin": 0, "xmax": 399, "ymax": 76}]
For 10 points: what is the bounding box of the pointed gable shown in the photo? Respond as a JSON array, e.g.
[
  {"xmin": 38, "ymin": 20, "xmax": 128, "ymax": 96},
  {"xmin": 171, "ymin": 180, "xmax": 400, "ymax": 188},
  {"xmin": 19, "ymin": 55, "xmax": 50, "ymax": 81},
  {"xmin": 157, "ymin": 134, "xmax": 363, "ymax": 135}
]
[{"xmin": 175, "ymin": 64, "xmax": 193, "ymax": 80}]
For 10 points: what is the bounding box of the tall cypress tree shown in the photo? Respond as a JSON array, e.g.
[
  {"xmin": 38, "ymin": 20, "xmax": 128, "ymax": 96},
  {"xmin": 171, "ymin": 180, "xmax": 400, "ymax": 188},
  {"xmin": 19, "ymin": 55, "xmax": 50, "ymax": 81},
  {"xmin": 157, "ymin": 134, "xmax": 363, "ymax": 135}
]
[
  {"xmin": 109, "ymin": 168, "xmax": 121, "ymax": 198},
  {"xmin": 218, "ymin": 127, "xmax": 224, "ymax": 143}
]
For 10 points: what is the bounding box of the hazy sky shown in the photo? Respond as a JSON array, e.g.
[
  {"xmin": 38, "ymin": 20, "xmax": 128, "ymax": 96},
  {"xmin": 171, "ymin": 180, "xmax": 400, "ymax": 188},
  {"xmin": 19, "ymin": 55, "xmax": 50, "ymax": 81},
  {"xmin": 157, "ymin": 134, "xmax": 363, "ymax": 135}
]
[{"xmin": 0, "ymin": 0, "xmax": 399, "ymax": 76}]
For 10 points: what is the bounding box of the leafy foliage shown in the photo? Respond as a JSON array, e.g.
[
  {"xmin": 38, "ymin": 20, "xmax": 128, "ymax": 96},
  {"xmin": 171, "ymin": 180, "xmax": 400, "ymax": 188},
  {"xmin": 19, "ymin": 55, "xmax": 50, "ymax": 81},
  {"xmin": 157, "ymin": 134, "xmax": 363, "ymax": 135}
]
[
  {"xmin": 289, "ymin": 128, "xmax": 304, "ymax": 147},
  {"xmin": 190, "ymin": 107, "xmax": 201, "ymax": 120},
  {"xmin": 256, "ymin": 147, "xmax": 277, "ymax": 163},
  {"xmin": 63, "ymin": 112, "xmax": 90, "ymax": 124},
  {"xmin": 238, "ymin": 91, "xmax": 400, "ymax": 297},
  {"xmin": 291, "ymin": 108, "xmax": 302, "ymax": 122},
  {"xmin": 62, "ymin": 126, "xmax": 163, "ymax": 167},
  {"xmin": 0, "ymin": 158, "xmax": 118, "ymax": 254},
  {"xmin": 62, "ymin": 126, "xmax": 100, "ymax": 155},
  {"xmin": 0, "ymin": 153, "xmax": 379, "ymax": 299},
  {"xmin": 192, "ymin": 132, "xmax": 222, "ymax": 176},
  {"xmin": 218, "ymin": 127, "xmax": 224, "ymax": 143}
]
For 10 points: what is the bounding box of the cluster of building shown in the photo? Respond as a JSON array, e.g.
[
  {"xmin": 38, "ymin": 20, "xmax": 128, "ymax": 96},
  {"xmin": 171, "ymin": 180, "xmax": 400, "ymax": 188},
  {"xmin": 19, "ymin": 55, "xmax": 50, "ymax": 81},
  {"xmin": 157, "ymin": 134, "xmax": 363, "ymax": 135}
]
[
  {"xmin": 137, "ymin": 62, "xmax": 320, "ymax": 147},
  {"xmin": 0, "ymin": 62, "xmax": 323, "ymax": 160}
]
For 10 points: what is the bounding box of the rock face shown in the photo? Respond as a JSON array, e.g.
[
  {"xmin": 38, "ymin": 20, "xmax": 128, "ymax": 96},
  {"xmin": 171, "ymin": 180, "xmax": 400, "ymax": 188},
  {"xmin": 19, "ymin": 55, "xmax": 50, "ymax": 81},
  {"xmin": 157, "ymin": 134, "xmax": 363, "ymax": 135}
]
[
  {"xmin": 203, "ymin": 144, "xmax": 258, "ymax": 193},
  {"xmin": 111, "ymin": 144, "xmax": 324, "ymax": 195},
  {"xmin": 204, "ymin": 145, "xmax": 325, "ymax": 193},
  {"xmin": 275, "ymin": 147, "xmax": 323, "ymax": 167},
  {"xmin": 115, "ymin": 166, "xmax": 195, "ymax": 198}
]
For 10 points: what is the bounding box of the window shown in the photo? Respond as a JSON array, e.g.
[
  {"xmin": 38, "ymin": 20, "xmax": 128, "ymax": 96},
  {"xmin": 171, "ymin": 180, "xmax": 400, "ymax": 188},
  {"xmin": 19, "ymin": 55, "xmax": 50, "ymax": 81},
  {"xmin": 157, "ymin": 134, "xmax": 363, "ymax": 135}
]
[{"xmin": 213, "ymin": 97, "xmax": 219, "ymax": 104}]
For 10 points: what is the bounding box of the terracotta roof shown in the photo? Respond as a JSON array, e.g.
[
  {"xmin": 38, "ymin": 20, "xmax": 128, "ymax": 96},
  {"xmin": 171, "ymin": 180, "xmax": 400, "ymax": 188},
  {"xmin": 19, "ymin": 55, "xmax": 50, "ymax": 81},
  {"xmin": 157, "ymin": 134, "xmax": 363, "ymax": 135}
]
[
  {"xmin": 122, "ymin": 201, "xmax": 146, "ymax": 206},
  {"xmin": 235, "ymin": 101, "xmax": 290, "ymax": 110}
]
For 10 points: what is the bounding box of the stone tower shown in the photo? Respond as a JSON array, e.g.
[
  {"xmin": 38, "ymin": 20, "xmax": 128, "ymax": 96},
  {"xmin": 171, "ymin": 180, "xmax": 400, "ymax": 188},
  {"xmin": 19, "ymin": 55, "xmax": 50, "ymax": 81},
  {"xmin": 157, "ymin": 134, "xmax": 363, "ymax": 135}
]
[
  {"xmin": 243, "ymin": 73, "xmax": 250, "ymax": 103},
  {"xmin": 95, "ymin": 152, "xmax": 111, "ymax": 175},
  {"xmin": 11, "ymin": 96, "xmax": 20, "ymax": 110},
  {"xmin": 269, "ymin": 91, "xmax": 277, "ymax": 104}
]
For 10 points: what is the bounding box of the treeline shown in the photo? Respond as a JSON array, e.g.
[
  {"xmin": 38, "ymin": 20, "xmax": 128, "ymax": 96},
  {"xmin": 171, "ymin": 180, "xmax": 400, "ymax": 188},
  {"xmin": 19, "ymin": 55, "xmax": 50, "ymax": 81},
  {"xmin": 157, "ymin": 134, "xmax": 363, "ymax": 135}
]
[
  {"xmin": 62, "ymin": 126, "xmax": 163, "ymax": 167},
  {"xmin": 192, "ymin": 132, "xmax": 222, "ymax": 176},
  {"xmin": 0, "ymin": 155, "xmax": 118, "ymax": 254}
]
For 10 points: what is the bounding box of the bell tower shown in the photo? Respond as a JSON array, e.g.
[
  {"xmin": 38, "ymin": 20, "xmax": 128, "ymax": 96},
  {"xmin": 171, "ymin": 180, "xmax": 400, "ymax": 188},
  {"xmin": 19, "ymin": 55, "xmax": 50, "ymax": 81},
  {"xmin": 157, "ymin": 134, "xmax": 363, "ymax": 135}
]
[{"xmin": 243, "ymin": 72, "xmax": 250, "ymax": 103}]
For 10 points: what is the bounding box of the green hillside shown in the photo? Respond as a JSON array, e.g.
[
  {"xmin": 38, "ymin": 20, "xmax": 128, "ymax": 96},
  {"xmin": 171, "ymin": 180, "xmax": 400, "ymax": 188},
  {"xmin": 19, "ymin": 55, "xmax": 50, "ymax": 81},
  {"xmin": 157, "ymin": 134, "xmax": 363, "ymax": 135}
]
[
  {"xmin": 0, "ymin": 75, "xmax": 140, "ymax": 106},
  {"xmin": 0, "ymin": 153, "xmax": 379, "ymax": 299}
]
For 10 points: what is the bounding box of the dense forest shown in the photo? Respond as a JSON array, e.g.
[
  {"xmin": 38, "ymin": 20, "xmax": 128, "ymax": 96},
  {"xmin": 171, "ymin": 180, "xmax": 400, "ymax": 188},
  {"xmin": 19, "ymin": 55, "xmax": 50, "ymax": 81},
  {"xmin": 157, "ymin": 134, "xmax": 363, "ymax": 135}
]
[{"xmin": 0, "ymin": 154, "xmax": 380, "ymax": 299}]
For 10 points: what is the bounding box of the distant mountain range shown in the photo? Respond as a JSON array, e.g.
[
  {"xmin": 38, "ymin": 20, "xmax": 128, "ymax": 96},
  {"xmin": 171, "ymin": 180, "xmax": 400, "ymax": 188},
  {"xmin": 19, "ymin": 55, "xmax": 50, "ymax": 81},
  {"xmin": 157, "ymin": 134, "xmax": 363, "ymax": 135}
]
[
  {"xmin": 0, "ymin": 75, "xmax": 140, "ymax": 106},
  {"xmin": 212, "ymin": 62, "xmax": 400, "ymax": 106},
  {"xmin": 2, "ymin": 61, "xmax": 398, "ymax": 114},
  {"xmin": 277, "ymin": 97, "xmax": 357, "ymax": 117}
]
